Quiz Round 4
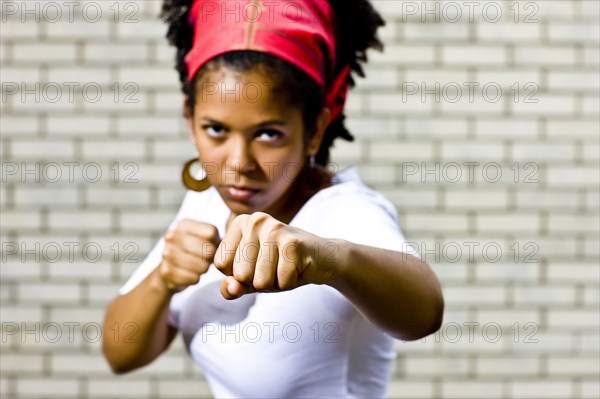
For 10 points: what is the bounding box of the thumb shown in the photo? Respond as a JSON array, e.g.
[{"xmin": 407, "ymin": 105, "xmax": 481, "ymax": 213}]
[{"xmin": 220, "ymin": 276, "xmax": 256, "ymax": 300}]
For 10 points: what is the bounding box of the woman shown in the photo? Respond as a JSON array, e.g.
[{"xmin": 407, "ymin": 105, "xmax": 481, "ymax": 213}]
[{"xmin": 102, "ymin": 0, "xmax": 444, "ymax": 397}]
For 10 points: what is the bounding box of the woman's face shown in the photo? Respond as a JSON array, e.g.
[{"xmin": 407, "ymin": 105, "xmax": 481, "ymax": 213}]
[{"xmin": 186, "ymin": 66, "xmax": 328, "ymax": 221}]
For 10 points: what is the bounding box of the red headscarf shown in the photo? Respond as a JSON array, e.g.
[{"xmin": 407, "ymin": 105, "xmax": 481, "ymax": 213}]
[{"xmin": 185, "ymin": 0, "xmax": 350, "ymax": 122}]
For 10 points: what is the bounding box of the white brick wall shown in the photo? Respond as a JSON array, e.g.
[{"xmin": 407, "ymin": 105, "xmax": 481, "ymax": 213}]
[{"xmin": 1, "ymin": 1, "xmax": 598, "ymax": 398}]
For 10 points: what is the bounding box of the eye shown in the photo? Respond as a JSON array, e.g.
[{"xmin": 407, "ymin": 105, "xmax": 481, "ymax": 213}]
[
  {"xmin": 202, "ymin": 124, "xmax": 226, "ymax": 138},
  {"xmin": 255, "ymin": 129, "xmax": 283, "ymax": 142}
]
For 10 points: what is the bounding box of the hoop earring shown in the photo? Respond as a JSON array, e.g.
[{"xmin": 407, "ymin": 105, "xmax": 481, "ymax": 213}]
[
  {"xmin": 309, "ymin": 155, "xmax": 316, "ymax": 168},
  {"xmin": 182, "ymin": 158, "xmax": 211, "ymax": 192}
]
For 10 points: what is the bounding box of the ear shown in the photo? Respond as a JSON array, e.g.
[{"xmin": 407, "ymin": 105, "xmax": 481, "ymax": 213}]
[
  {"xmin": 183, "ymin": 96, "xmax": 196, "ymax": 146},
  {"xmin": 308, "ymin": 107, "xmax": 331, "ymax": 157}
]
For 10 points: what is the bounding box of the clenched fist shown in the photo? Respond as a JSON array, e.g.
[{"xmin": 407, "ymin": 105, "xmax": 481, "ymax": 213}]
[
  {"xmin": 159, "ymin": 219, "xmax": 221, "ymax": 292},
  {"xmin": 213, "ymin": 212, "xmax": 342, "ymax": 299}
]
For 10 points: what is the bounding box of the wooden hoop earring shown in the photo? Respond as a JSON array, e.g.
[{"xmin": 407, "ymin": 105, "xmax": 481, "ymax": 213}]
[{"xmin": 182, "ymin": 158, "xmax": 211, "ymax": 192}]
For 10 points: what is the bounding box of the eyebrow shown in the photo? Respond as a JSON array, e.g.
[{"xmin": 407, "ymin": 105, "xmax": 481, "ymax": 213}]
[{"xmin": 199, "ymin": 117, "xmax": 287, "ymax": 129}]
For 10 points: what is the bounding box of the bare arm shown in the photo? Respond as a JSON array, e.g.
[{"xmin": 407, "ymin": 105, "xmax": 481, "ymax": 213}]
[
  {"xmin": 102, "ymin": 266, "xmax": 177, "ymax": 374},
  {"xmin": 327, "ymin": 239, "xmax": 444, "ymax": 341}
]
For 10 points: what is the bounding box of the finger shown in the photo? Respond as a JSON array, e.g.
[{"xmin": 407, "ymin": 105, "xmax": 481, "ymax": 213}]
[
  {"xmin": 214, "ymin": 215, "xmax": 245, "ymax": 275},
  {"xmin": 176, "ymin": 219, "xmax": 221, "ymax": 245},
  {"xmin": 220, "ymin": 276, "xmax": 256, "ymax": 300},
  {"xmin": 159, "ymin": 259, "xmax": 202, "ymax": 289},
  {"xmin": 162, "ymin": 245, "xmax": 211, "ymax": 275},
  {"xmin": 233, "ymin": 233, "xmax": 260, "ymax": 284},
  {"xmin": 175, "ymin": 232, "xmax": 219, "ymax": 263},
  {"xmin": 253, "ymin": 240, "xmax": 278, "ymax": 290},
  {"xmin": 277, "ymin": 240, "xmax": 300, "ymax": 290}
]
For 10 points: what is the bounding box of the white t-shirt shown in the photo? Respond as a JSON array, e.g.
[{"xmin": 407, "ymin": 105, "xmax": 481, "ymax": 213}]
[{"xmin": 120, "ymin": 166, "xmax": 418, "ymax": 398}]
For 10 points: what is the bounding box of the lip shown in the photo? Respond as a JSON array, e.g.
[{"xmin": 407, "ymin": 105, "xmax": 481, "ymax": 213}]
[{"xmin": 223, "ymin": 185, "xmax": 260, "ymax": 201}]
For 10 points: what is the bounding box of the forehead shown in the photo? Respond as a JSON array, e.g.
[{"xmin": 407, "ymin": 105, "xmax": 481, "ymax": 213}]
[{"xmin": 194, "ymin": 67, "xmax": 294, "ymax": 119}]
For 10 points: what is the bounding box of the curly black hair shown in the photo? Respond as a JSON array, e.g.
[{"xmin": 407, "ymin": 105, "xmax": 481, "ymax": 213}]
[{"xmin": 160, "ymin": 0, "xmax": 385, "ymax": 166}]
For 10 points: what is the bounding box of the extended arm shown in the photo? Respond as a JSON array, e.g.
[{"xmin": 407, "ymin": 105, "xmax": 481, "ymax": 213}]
[{"xmin": 327, "ymin": 239, "xmax": 444, "ymax": 341}]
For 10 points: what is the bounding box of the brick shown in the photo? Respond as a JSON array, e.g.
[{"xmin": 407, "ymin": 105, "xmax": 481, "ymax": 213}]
[
  {"xmin": 583, "ymin": 143, "xmax": 600, "ymax": 162},
  {"xmin": 82, "ymin": 140, "xmax": 145, "ymax": 159},
  {"xmin": 118, "ymin": 210, "xmax": 176, "ymax": 232},
  {"xmin": 510, "ymin": 380, "xmax": 573, "ymax": 399},
  {"xmin": 515, "ymin": 190, "xmax": 578, "ymax": 210},
  {"xmin": 548, "ymin": 356, "xmax": 600, "ymax": 376},
  {"xmin": 17, "ymin": 283, "xmax": 81, "ymax": 303},
  {"xmin": 512, "ymin": 95, "xmax": 576, "ymax": 116},
  {"xmin": 547, "ymin": 262, "xmax": 600, "ymax": 282},
  {"xmin": 356, "ymin": 66, "xmax": 399, "ymax": 89},
  {"xmin": 86, "ymin": 187, "xmax": 151, "ymax": 208},
  {"xmin": 514, "ymin": 286, "xmax": 576, "ymax": 306},
  {"xmin": 16, "ymin": 378, "xmax": 79, "ymax": 397},
  {"xmin": 157, "ymin": 379, "xmax": 213, "ymax": 398},
  {"xmin": 477, "ymin": 213, "xmax": 540, "ymax": 233},
  {"xmin": 117, "ymin": 18, "xmax": 163, "ymax": 40},
  {"xmin": 512, "ymin": 143, "xmax": 575, "ymax": 162},
  {"xmin": 584, "ymin": 45, "xmax": 599, "ymax": 66},
  {"xmin": 509, "ymin": 331, "xmax": 573, "ymax": 354},
  {"xmin": 50, "ymin": 353, "xmax": 112, "ymax": 374},
  {"xmin": 0, "ymin": 262, "xmax": 42, "ymax": 279},
  {"xmin": 379, "ymin": 188, "xmax": 438, "ymax": 208},
  {"xmin": 403, "ymin": 23, "xmax": 469, "ymax": 41},
  {"xmin": 445, "ymin": 190, "xmax": 508, "ymax": 209},
  {"xmin": 581, "ymin": 380, "xmax": 600, "ymax": 399},
  {"xmin": 444, "ymin": 286, "xmax": 506, "ymax": 305},
  {"xmin": 442, "ymin": 45, "xmax": 507, "ymax": 65},
  {"xmin": 47, "ymin": 210, "xmax": 112, "ymax": 231},
  {"xmin": 514, "ymin": 46, "xmax": 577, "ymax": 66},
  {"xmin": 475, "ymin": 309, "xmax": 540, "ymax": 327},
  {"xmin": 0, "ymin": 20, "xmax": 40, "ymax": 38},
  {"xmin": 442, "ymin": 143, "xmax": 504, "ymax": 161},
  {"xmin": 477, "ymin": 356, "xmax": 539, "ymax": 376},
  {"xmin": 535, "ymin": 238, "xmax": 577, "ymax": 258},
  {"xmin": 2, "ymin": 66, "xmax": 42, "ymax": 83},
  {"xmin": 330, "ymin": 139, "xmax": 363, "ymax": 162},
  {"xmin": 386, "ymin": 380, "xmax": 433, "ymax": 399},
  {"xmin": 368, "ymin": 141, "xmax": 434, "ymax": 161},
  {"xmin": 475, "ymin": 262, "xmax": 539, "ymax": 282},
  {"xmin": 0, "ymin": 354, "xmax": 44, "ymax": 374},
  {"xmin": 405, "ymin": 356, "xmax": 469, "ymax": 376},
  {"xmin": 548, "ymin": 71, "xmax": 600, "ymax": 91},
  {"xmin": 405, "ymin": 117, "xmax": 468, "ymax": 138},
  {"xmin": 582, "ymin": 94, "xmax": 599, "ymax": 116},
  {"xmin": 548, "ymin": 22, "xmax": 600, "ymax": 43},
  {"xmin": 442, "ymin": 381, "xmax": 503, "ymax": 399},
  {"xmin": 47, "ymin": 116, "xmax": 110, "ymax": 136},
  {"xmin": 404, "ymin": 68, "xmax": 470, "ymax": 87},
  {"xmin": 548, "ymin": 310, "xmax": 599, "ymax": 329},
  {"xmin": 47, "ymin": 67, "xmax": 112, "ymax": 85},
  {"xmin": 476, "ymin": 70, "xmax": 541, "ymax": 92},
  {"xmin": 368, "ymin": 44, "xmax": 435, "ymax": 64},
  {"xmin": 477, "ymin": 23, "xmax": 541, "ymax": 41},
  {"xmin": 1, "ymin": 211, "xmax": 41, "ymax": 230},
  {"xmin": 345, "ymin": 116, "xmax": 400, "ymax": 139},
  {"xmin": 47, "ymin": 307, "xmax": 104, "ymax": 325},
  {"xmin": 14, "ymin": 186, "xmax": 79, "ymax": 207},
  {"xmin": 429, "ymin": 262, "xmax": 468, "ymax": 283},
  {"xmin": 404, "ymin": 212, "xmax": 469, "ymax": 233},
  {"xmin": 584, "ymin": 287, "xmax": 599, "ymax": 305},
  {"xmin": 0, "ymin": 306, "xmax": 43, "ymax": 323},
  {"xmin": 48, "ymin": 260, "xmax": 112, "ymax": 281},
  {"xmin": 12, "ymin": 43, "xmax": 77, "ymax": 63},
  {"xmin": 84, "ymin": 43, "xmax": 147, "ymax": 63},
  {"xmin": 118, "ymin": 66, "xmax": 179, "ymax": 87},
  {"xmin": 368, "ymin": 93, "xmax": 434, "ymax": 114},
  {"xmin": 546, "ymin": 166, "xmax": 599, "ymax": 187},
  {"xmin": 548, "ymin": 214, "xmax": 599, "ymax": 233},
  {"xmin": 439, "ymin": 91, "xmax": 505, "ymax": 115},
  {"xmin": 117, "ymin": 116, "xmax": 181, "ymax": 136},
  {"xmin": 44, "ymin": 19, "xmax": 111, "ymax": 39},
  {"xmin": 82, "ymin": 87, "xmax": 149, "ymax": 112},
  {"xmin": 87, "ymin": 379, "xmax": 150, "ymax": 396},
  {"xmin": 0, "ymin": 116, "xmax": 41, "ymax": 135}
]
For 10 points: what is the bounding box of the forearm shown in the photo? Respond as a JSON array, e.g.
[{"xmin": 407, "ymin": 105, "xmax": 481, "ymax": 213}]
[
  {"xmin": 327, "ymin": 239, "xmax": 444, "ymax": 341},
  {"xmin": 102, "ymin": 266, "xmax": 177, "ymax": 373}
]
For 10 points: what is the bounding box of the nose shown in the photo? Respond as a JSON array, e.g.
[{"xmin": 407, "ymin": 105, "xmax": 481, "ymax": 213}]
[{"xmin": 224, "ymin": 134, "xmax": 257, "ymax": 183}]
